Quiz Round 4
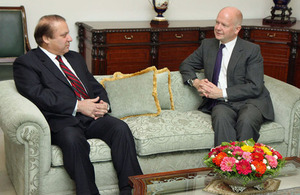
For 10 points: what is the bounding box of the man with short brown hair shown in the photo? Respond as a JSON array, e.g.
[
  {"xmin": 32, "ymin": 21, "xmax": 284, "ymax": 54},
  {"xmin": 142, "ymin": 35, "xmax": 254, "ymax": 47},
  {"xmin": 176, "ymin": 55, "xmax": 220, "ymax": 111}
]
[{"xmin": 14, "ymin": 15, "xmax": 142, "ymax": 195}]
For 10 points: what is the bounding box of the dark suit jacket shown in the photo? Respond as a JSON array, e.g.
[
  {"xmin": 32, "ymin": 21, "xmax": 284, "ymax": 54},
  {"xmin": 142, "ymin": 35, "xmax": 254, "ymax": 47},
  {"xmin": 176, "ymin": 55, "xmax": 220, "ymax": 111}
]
[
  {"xmin": 13, "ymin": 47, "xmax": 110, "ymax": 133},
  {"xmin": 180, "ymin": 37, "xmax": 274, "ymax": 120}
]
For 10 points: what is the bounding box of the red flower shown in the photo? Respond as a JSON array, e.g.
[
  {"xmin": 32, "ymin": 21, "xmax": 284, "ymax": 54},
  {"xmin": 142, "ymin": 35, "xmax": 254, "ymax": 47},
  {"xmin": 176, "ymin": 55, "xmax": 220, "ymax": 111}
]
[
  {"xmin": 253, "ymin": 147, "xmax": 264, "ymax": 154},
  {"xmin": 254, "ymin": 143, "xmax": 265, "ymax": 147},
  {"xmin": 219, "ymin": 145, "xmax": 230, "ymax": 151},
  {"xmin": 273, "ymin": 151, "xmax": 283, "ymax": 159},
  {"xmin": 213, "ymin": 152, "xmax": 227, "ymax": 167},
  {"xmin": 251, "ymin": 152, "xmax": 264, "ymax": 162},
  {"xmin": 208, "ymin": 148, "xmax": 220, "ymax": 157},
  {"xmin": 252, "ymin": 161, "xmax": 267, "ymax": 175},
  {"xmin": 232, "ymin": 147, "xmax": 244, "ymax": 156},
  {"xmin": 236, "ymin": 159, "xmax": 252, "ymax": 175}
]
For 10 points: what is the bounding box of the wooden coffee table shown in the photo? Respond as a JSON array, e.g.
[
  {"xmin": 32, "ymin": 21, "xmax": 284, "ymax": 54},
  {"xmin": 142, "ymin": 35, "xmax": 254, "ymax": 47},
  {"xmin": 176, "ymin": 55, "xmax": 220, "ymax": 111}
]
[{"xmin": 129, "ymin": 156, "xmax": 300, "ymax": 195}]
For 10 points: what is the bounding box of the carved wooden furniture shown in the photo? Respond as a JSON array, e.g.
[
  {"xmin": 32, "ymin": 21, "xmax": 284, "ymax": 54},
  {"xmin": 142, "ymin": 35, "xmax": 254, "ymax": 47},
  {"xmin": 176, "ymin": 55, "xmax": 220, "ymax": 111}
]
[{"xmin": 76, "ymin": 19, "xmax": 300, "ymax": 88}]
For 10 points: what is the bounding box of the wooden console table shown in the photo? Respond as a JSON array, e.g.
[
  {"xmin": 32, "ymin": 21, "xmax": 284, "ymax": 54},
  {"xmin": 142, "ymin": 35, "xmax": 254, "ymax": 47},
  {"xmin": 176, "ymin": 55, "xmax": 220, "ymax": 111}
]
[{"xmin": 76, "ymin": 20, "xmax": 300, "ymax": 88}]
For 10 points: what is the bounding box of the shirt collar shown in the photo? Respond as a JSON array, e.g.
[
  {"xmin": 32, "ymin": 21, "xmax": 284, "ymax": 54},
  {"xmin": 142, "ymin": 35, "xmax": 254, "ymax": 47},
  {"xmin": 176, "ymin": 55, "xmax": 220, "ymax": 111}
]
[
  {"xmin": 39, "ymin": 46, "xmax": 60, "ymax": 61},
  {"xmin": 221, "ymin": 37, "xmax": 237, "ymax": 51}
]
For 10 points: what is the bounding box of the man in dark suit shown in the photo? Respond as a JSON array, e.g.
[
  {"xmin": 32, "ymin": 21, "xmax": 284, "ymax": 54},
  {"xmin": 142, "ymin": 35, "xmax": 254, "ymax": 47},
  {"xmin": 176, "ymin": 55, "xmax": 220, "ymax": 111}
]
[
  {"xmin": 13, "ymin": 15, "xmax": 142, "ymax": 195},
  {"xmin": 180, "ymin": 7, "xmax": 274, "ymax": 146}
]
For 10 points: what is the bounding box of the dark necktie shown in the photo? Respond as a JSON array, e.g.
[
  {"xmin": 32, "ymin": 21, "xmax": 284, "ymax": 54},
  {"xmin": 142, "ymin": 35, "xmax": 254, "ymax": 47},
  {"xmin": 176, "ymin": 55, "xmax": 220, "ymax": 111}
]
[
  {"xmin": 206, "ymin": 44, "xmax": 225, "ymax": 111},
  {"xmin": 212, "ymin": 44, "xmax": 225, "ymax": 86},
  {"xmin": 56, "ymin": 55, "xmax": 89, "ymax": 100}
]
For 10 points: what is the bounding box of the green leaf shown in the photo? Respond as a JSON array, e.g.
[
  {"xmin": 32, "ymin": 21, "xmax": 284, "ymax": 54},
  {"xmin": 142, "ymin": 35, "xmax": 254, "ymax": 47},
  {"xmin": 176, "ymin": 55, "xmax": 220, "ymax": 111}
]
[
  {"xmin": 221, "ymin": 141, "xmax": 231, "ymax": 146},
  {"xmin": 245, "ymin": 138, "xmax": 255, "ymax": 146}
]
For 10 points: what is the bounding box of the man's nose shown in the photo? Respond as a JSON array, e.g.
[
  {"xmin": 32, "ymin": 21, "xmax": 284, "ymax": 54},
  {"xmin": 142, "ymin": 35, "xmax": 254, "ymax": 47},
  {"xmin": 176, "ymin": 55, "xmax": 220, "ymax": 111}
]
[
  {"xmin": 215, "ymin": 23, "xmax": 221, "ymax": 30},
  {"xmin": 68, "ymin": 34, "xmax": 73, "ymax": 42}
]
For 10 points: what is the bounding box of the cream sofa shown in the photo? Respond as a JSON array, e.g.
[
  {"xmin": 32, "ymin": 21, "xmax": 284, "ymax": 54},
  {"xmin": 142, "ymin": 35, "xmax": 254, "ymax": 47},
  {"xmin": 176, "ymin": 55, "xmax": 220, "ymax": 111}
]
[{"xmin": 0, "ymin": 69, "xmax": 299, "ymax": 195}]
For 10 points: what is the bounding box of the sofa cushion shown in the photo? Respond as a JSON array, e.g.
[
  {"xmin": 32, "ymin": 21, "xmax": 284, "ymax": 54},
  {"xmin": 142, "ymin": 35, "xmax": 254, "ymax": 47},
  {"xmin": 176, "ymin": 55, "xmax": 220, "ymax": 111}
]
[
  {"xmin": 124, "ymin": 110, "xmax": 214, "ymax": 156},
  {"xmin": 170, "ymin": 71, "xmax": 205, "ymax": 112},
  {"xmin": 100, "ymin": 66, "xmax": 161, "ymax": 119},
  {"xmin": 257, "ymin": 121, "xmax": 285, "ymax": 144},
  {"xmin": 50, "ymin": 112, "xmax": 285, "ymax": 166},
  {"xmin": 124, "ymin": 109, "xmax": 286, "ymax": 156},
  {"xmin": 51, "ymin": 139, "xmax": 112, "ymax": 167},
  {"xmin": 156, "ymin": 68, "xmax": 175, "ymax": 110},
  {"xmin": 111, "ymin": 67, "xmax": 175, "ymax": 110}
]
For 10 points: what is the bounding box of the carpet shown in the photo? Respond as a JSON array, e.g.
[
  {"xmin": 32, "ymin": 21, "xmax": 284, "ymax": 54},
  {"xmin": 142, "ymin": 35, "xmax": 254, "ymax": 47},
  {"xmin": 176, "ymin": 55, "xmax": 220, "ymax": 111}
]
[
  {"xmin": 274, "ymin": 186, "xmax": 300, "ymax": 194},
  {"xmin": 203, "ymin": 179, "xmax": 281, "ymax": 195},
  {"xmin": 203, "ymin": 179, "xmax": 300, "ymax": 194}
]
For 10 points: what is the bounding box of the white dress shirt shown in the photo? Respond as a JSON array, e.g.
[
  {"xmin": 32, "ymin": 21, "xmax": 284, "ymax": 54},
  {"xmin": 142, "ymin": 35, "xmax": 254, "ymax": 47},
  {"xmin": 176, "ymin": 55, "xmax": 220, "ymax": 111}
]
[{"xmin": 218, "ymin": 37, "xmax": 237, "ymax": 100}]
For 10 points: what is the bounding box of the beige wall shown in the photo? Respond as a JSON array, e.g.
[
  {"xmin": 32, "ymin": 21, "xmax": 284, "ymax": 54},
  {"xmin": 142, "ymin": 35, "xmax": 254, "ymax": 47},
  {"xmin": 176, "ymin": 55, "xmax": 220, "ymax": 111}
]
[{"xmin": 1, "ymin": 0, "xmax": 299, "ymax": 51}]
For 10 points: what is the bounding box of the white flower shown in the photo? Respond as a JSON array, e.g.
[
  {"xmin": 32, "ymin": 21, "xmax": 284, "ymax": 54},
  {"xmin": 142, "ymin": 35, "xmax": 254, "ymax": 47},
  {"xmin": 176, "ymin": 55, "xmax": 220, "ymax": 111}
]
[
  {"xmin": 237, "ymin": 156, "xmax": 242, "ymax": 160},
  {"xmin": 267, "ymin": 166, "xmax": 271, "ymax": 170},
  {"xmin": 274, "ymin": 155, "xmax": 278, "ymax": 159},
  {"xmin": 228, "ymin": 151, "xmax": 232, "ymax": 154},
  {"xmin": 251, "ymin": 164, "xmax": 256, "ymax": 171},
  {"xmin": 235, "ymin": 160, "xmax": 239, "ymax": 163},
  {"xmin": 263, "ymin": 159, "xmax": 267, "ymax": 164},
  {"xmin": 211, "ymin": 155, "xmax": 215, "ymax": 158}
]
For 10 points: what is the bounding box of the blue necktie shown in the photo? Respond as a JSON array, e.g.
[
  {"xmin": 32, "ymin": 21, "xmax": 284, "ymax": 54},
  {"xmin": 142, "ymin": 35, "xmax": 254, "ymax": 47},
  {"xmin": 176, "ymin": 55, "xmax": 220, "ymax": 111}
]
[{"xmin": 206, "ymin": 44, "xmax": 225, "ymax": 111}]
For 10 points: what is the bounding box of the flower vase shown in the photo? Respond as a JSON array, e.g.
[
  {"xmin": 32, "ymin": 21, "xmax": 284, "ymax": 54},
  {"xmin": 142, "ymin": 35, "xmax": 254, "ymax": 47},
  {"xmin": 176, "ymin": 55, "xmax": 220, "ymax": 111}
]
[{"xmin": 220, "ymin": 175, "xmax": 267, "ymax": 193}]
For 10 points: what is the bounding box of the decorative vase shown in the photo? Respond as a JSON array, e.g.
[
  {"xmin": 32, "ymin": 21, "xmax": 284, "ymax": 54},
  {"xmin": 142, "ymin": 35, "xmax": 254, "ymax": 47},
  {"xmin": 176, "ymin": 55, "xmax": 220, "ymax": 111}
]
[
  {"xmin": 148, "ymin": 0, "xmax": 169, "ymax": 22},
  {"xmin": 263, "ymin": 0, "xmax": 296, "ymax": 26},
  {"xmin": 220, "ymin": 175, "xmax": 267, "ymax": 193},
  {"xmin": 273, "ymin": 0, "xmax": 291, "ymax": 8},
  {"xmin": 270, "ymin": 0, "xmax": 293, "ymax": 20}
]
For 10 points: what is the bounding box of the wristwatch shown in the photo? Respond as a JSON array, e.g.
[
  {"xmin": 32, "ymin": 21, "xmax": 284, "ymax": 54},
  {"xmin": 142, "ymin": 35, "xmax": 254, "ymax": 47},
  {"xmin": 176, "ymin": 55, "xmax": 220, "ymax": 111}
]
[{"xmin": 187, "ymin": 78, "xmax": 195, "ymax": 87}]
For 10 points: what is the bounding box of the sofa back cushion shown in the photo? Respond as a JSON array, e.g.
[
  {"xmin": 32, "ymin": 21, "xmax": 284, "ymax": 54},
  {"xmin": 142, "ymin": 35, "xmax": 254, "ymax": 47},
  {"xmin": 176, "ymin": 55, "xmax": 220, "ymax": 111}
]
[
  {"xmin": 108, "ymin": 67, "xmax": 175, "ymax": 110},
  {"xmin": 95, "ymin": 70, "xmax": 204, "ymax": 113},
  {"xmin": 156, "ymin": 68, "xmax": 175, "ymax": 110},
  {"xmin": 170, "ymin": 71, "xmax": 204, "ymax": 112},
  {"xmin": 99, "ymin": 66, "xmax": 161, "ymax": 119}
]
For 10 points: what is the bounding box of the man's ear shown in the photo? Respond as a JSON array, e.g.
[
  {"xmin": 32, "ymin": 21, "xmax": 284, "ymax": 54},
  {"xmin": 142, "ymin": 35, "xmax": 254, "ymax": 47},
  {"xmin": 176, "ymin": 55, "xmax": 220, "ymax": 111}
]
[
  {"xmin": 235, "ymin": 25, "xmax": 242, "ymax": 35},
  {"xmin": 42, "ymin": 35, "xmax": 50, "ymax": 44}
]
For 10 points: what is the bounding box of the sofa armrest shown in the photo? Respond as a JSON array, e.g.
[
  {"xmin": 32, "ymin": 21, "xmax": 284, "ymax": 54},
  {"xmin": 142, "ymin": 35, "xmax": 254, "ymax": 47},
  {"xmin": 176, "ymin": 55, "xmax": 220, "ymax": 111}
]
[
  {"xmin": 0, "ymin": 80, "xmax": 51, "ymax": 194},
  {"xmin": 264, "ymin": 75, "xmax": 300, "ymax": 156}
]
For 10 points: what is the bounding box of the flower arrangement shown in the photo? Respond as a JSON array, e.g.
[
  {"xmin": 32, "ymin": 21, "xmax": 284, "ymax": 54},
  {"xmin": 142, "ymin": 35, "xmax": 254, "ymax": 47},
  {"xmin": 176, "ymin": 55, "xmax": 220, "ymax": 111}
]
[{"xmin": 204, "ymin": 139, "xmax": 285, "ymax": 185}]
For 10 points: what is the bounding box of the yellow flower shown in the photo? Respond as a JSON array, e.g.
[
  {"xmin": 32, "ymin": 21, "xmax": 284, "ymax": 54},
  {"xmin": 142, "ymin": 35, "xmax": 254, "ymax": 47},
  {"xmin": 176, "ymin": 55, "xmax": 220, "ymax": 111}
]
[
  {"xmin": 260, "ymin": 146, "xmax": 272, "ymax": 155},
  {"xmin": 241, "ymin": 145, "xmax": 254, "ymax": 153}
]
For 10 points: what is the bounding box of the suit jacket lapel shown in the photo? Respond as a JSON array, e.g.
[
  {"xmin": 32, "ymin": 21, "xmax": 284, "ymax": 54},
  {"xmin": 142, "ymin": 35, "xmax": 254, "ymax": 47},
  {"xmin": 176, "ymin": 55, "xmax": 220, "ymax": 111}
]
[
  {"xmin": 35, "ymin": 48, "xmax": 73, "ymax": 88},
  {"xmin": 65, "ymin": 56, "xmax": 85, "ymax": 81},
  {"xmin": 207, "ymin": 40, "xmax": 220, "ymax": 81},
  {"xmin": 227, "ymin": 37, "xmax": 242, "ymax": 84}
]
